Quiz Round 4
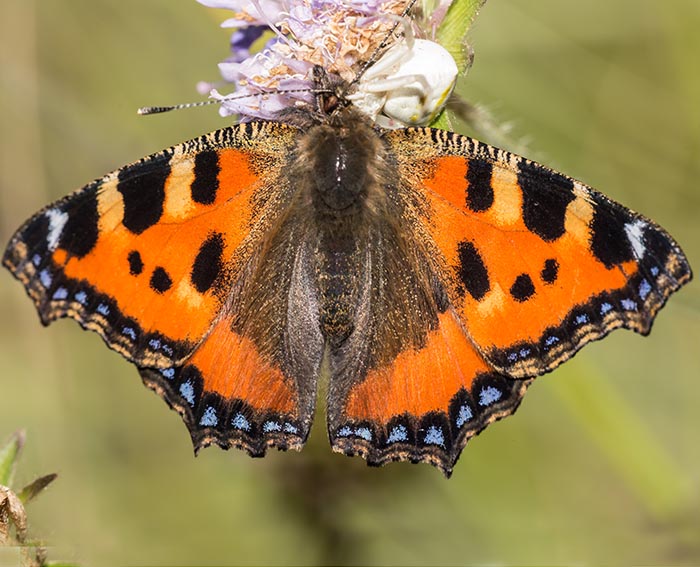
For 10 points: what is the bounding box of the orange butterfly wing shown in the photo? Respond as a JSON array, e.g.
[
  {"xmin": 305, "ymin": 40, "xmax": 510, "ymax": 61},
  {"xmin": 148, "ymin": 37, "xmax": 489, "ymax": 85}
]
[
  {"xmin": 3, "ymin": 122, "xmax": 323, "ymax": 454},
  {"xmin": 329, "ymin": 127, "xmax": 691, "ymax": 476}
]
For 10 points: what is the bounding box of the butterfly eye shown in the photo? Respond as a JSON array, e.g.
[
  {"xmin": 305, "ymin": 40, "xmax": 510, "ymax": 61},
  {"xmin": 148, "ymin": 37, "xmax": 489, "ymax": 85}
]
[{"xmin": 348, "ymin": 38, "xmax": 458, "ymax": 129}]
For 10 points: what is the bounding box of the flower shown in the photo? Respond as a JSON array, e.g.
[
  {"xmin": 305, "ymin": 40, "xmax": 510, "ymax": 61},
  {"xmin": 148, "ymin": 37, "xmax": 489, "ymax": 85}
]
[{"xmin": 197, "ymin": 0, "xmax": 423, "ymax": 120}]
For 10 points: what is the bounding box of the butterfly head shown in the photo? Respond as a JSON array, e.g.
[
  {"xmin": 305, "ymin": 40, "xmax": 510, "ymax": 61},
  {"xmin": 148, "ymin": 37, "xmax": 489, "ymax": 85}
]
[
  {"xmin": 264, "ymin": 64, "xmax": 350, "ymax": 128},
  {"xmin": 279, "ymin": 34, "xmax": 459, "ymax": 131}
]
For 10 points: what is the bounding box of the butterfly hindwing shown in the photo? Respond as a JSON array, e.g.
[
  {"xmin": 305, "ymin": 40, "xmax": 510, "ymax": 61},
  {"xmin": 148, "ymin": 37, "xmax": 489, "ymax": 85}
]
[
  {"xmin": 3, "ymin": 121, "xmax": 323, "ymax": 453},
  {"xmin": 143, "ymin": 182, "xmax": 327, "ymax": 454},
  {"xmin": 329, "ymin": 304, "xmax": 534, "ymax": 475}
]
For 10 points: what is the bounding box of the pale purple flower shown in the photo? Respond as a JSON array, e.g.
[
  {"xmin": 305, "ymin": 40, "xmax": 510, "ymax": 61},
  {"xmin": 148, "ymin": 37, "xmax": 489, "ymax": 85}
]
[
  {"xmin": 198, "ymin": 0, "xmax": 289, "ymax": 28},
  {"xmin": 197, "ymin": 0, "xmax": 420, "ymax": 120}
]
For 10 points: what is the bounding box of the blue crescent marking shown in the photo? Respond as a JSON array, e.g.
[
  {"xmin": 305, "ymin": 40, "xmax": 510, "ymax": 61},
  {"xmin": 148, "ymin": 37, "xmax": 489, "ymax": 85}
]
[
  {"xmin": 263, "ymin": 421, "xmax": 282, "ymax": 433},
  {"xmin": 179, "ymin": 380, "xmax": 195, "ymax": 406},
  {"xmin": 456, "ymin": 404, "xmax": 473, "ymax": 428},
  {"xmin": 423, "ymin": 426, "xmax": 445, "ymax": 447},
  {"xmin": 39, "ymin": 269, "xmax": 52, "ymax": 288},
  {"xmin": 200, "ymin": 407, "xmax": 218, "ymax": 427},
  {"xmin": 479, "ymin": 385, "xmax": 502, "ymax": 407},
  {"xmin": 638, "ymin": 279, "xmax": 652, "ymax": 300},
  {"xmin": 231, "ymin": 413, "xmax": 251, "ymax": 431},
  {"xmin": 387, "ymin": 424, "xmax": 408, "ymax": 444},
  {"xmin": 53, "ymin": 287, "xmax": 69, "ymax": 300},
  {"xmin": 600, "ymin": 302, "xmax": 613, "ymax": 315}
]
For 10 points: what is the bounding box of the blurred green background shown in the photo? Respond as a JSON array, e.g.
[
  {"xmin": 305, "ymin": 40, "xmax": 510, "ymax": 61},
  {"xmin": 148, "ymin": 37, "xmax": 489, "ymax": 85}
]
[{"xmin": 1, "ymin": 1, "xmax": 699, "ymax": 565}]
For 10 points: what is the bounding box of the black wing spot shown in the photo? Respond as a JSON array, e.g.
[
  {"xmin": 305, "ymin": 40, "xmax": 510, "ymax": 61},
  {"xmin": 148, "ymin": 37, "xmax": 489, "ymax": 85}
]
[
  {"xmin": 510, "ymin": 273, "xmax": 535, "ymax": 302},
  {"xmin": 128, "ymin": 250, "xmax": 144, "ymax": 276},
  {"xmin": 59, "ymin": 195, "xmax": 100, "ymax": 258},
  {"xmin": 191, "ymin": 233, "xmax": 224, "ymax": 293},
  {"xmin": 541, "ymin": 258, "xmax": 559, "ymax": 284},
  {"xmin": 457, "ymin": 240, "xmax": 490, "ymax": 301},
  {"xmin": 118, "ymin": 161, "xmax": 169, "ymax": 234},
  {"xmin": 590, "ymin": 205, "xmax": 635, "ymax": 268},
  {"xmin": 465, "ymin": 158, "xmax": 494, "ymax": 212},
  {"xmin": 191, "ymin": 150, "xmax": 220, "ymax": 205},
  {"xmin": 150, "ymin": 266, "xmax": 172, "ymax": 293},
  {"xmin": 518, "ymin": 161, "xmax": 575, "ymax": 242}
]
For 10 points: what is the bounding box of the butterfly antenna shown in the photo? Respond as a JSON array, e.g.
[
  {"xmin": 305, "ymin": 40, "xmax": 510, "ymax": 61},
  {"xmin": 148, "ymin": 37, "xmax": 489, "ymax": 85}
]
[
  {"xmin": 349, "ymin": 0, "xmax": 419, "ymax": 89},
  {"xmin": 137, "ymin": 86, "xmax": 334, "ymax": 117},
  {"xmin": 137, "ymin": 100, "xmax": 219, "ymax": 115}
]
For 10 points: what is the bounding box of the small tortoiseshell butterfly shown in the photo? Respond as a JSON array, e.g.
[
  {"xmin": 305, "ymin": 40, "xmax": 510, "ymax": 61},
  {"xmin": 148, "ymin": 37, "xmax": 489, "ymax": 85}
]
[{"xmin": 3, "ymin": 31, "xmax": 691, "ymax": 477}]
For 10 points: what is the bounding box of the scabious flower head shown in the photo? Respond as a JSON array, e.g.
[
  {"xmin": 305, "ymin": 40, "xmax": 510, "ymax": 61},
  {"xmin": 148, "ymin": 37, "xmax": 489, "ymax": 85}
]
[{"xmin": 197, "ymin": 0, "xmax": 450, "ymax": 120}]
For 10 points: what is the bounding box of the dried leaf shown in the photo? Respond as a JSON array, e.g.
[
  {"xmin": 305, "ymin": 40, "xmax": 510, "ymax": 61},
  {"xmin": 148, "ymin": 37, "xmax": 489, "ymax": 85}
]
[
  {"xmin": 0, "ymin": 485, "xmax": 28, "ymax": 543},
  {"xmin": 18, "ymin": 473, "xmax": 58, "ymax": 505}
]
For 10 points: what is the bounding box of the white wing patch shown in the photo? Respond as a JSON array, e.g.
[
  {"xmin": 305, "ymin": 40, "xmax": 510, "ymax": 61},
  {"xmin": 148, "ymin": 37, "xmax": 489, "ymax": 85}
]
[
  {"xmin": 624, "ymin": 219, "xmax": 647, "ymax": 260},
  {"xmin": 45, "ymin": 208, "xmax": 69, "ymax": 252}
]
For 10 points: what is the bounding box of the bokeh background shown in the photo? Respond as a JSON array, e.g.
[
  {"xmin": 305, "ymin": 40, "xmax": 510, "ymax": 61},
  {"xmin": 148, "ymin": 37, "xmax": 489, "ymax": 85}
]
[{"xmin": 1, "ymin": 1, "xmax": 699, "ymax": 565}]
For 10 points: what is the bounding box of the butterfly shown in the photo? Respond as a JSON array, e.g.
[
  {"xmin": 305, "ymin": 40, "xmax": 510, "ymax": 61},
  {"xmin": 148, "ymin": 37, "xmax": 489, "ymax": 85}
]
[{"xmin": 3, "ymin": 61, "xmax": 692, "ymax": 476}]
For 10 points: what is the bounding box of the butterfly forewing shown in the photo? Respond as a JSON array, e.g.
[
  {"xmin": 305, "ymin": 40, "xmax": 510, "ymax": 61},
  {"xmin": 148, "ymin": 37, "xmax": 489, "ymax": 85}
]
[{"xmin": 385, "ymin": 128, "xmax": 692, "ymax": 375}]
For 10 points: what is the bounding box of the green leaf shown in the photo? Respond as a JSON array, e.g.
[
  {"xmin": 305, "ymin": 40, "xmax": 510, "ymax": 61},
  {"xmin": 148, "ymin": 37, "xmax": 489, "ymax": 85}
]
[
  {"xmin": 429, "ymin": 106, "xmax": 454, "ymax": 131},
  {"xmin": 17, "ymin": 473, "xmax": 58, "ymax": 504},
  {"xmin": 0, "ymin": 431, "xmax": 25, "ymax": 487},
  {"xmin": 435, "ymin": 0, "xmax": 487, "ymax": 73},
  {"xmin": 429, "ymin": 0, "xmax": 488, "ymax": 129}
]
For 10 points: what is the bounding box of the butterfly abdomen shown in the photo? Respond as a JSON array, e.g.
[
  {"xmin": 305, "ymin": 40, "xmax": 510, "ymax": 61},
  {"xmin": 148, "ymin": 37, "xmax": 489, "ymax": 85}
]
[{"xmin": 314, "ymin": 233, "xmax": 362, "ymax": 346}]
